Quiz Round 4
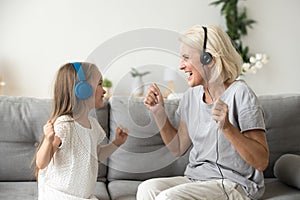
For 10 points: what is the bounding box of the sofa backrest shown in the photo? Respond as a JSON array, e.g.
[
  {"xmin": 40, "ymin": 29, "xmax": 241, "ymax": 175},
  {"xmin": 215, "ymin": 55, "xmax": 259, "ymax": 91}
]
[
  {"xmin": 94, "ymin": 101, "xmax": 110, "ymax": 181},
  {"xmin": 1, "ymin": 94, "xmax": 299, "ymax": 181},
  {"xmin": 259, "ymin": 94, "xmax": 300, "ymax": 178},
  {"xmin": 0, "ymin": 96, "xmax": 110, "ymax": 182},
  {"xmin": 107, "ymin": 96, "xmax": 189, "ymax": 181},
  {"xmin": 0, "ymin": 96, "xmax": 51, "ymax": 181},
  {"xmin": 107, "ymin": 94, "xmax": 300, "ymax": 181}
]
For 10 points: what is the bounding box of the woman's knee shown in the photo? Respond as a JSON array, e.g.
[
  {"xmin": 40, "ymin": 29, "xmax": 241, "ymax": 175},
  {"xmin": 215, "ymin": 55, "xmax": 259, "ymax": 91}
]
[
  {"xmin": 137, "ymin": 178, "xmax": 160, "ymax": 193},
  {"xmin": 137, "ymin": 179, "xmax": 163, "ymax": 200},
  {"xmin": 137, "ymin": 177, "xmax": 188, "ymax": 200}
]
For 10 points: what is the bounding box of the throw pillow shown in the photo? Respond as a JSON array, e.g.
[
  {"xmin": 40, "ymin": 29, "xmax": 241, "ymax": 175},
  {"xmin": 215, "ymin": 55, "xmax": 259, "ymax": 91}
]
[{"xmin": 274, "ymin": 154, "xmax": 300, "ymax": 189}]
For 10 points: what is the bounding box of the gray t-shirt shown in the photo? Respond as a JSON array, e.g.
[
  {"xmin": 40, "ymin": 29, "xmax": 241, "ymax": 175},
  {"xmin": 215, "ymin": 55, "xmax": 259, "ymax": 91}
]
[{"xmin": 176, "ymin": 80, "xmax": 266, "ymax": 199}]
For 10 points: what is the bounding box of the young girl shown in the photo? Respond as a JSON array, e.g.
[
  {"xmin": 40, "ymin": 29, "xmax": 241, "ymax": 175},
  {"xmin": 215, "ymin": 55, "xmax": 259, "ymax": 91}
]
[{"xmin": 34, "ymin": 62, "xmax": 128, "ymax": 200}]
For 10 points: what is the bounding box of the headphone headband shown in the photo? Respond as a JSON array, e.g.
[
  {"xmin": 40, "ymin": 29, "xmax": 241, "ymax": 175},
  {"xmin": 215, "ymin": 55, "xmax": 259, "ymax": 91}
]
[
  {"xmin": 72, "ymin": 62, "xmax": 86, "ymax": 81},
  {"xmin": 72, "ymin": 62, "xmax": 93, "ymax": 100},
  {"xmin": 200, "ymin": 26, "xmax": 213, "ymax": 65},
  {"xmin": 202, "ymin": 26, "xmax": 208, "ymax": 52}
]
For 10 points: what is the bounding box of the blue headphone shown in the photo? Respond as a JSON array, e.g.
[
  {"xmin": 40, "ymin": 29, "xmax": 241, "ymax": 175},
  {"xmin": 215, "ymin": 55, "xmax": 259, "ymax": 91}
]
[
  {"xmin": 200, "ymin": 26, "xmax": 213, "ymax": 65},
  {"xmin": 72, "ymin": 62, "xmax": 93, "ymax": 100}
]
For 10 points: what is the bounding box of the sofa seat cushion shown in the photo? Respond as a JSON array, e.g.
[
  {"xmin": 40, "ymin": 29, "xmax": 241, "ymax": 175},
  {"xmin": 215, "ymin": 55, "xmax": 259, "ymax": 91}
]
[
  {"xmin": 0, "ymin": 182, "xmax": 38, "ymax": 200},
  {"xmin": 0, "ymin": 181, "xmax": 110, "ymax": 200},
  {"xmin": 93, "ymin": 182, "xmax": 111, "ymax": 200},
  {"xmin": 262, "ymin": 178, "xmax": 300, "ymax": 200},
  {"xmin": 108, "ymin": 180, "xmax": 141, "ymax": 200}
]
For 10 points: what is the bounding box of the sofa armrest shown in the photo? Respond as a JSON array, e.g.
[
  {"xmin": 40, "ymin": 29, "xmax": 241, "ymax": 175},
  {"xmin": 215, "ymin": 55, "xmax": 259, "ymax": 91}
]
[{"xmin": 274, "ymin": 154, "xmax": 300, "ymax": 189}]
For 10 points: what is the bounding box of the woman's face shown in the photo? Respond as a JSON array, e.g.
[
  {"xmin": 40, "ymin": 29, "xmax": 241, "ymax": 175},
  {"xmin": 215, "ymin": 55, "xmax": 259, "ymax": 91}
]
[
  {"xmin": 94, "ymin": 71, "xmax": 106, "ymax": 108},
  {"xmin": 179, "ymin": 44, "xmax": 205, "ymax": 87}
]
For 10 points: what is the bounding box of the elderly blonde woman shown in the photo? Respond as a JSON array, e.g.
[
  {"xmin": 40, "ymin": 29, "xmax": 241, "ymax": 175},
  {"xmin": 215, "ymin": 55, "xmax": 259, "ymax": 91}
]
[{"xmin": 139, "ymin": 25, "xmax": 269, "ymax": 200}]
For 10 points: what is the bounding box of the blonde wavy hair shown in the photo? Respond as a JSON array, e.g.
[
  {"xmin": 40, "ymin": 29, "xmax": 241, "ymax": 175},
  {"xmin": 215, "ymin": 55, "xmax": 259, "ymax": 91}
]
[{"xmin": 179, "ymin": 25, "xmax": 242, "ymax": 84}]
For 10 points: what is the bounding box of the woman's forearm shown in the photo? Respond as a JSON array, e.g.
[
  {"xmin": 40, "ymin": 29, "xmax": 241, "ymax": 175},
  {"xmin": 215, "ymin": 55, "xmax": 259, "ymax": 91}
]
[
  {"xmin": 152, "ymin": 105, "xmax": 180, "ymax": 154},
  {"xmin": 222, "ymin": 124, "xmax": 269, "ymax": 171}
]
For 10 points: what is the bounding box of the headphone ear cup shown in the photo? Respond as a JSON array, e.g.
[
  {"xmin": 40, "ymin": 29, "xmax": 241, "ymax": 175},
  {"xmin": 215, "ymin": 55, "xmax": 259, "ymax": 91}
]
[
  {"xmin": 200, "ymin": 51, "xmax": 213, "ymax": 65},
  {"xmin": 74, "ymin": 81, "xmax": 93, "ymax": 100}
]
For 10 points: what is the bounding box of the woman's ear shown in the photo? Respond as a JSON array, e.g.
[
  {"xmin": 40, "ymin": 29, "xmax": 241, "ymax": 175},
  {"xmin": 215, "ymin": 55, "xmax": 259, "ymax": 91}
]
[{"xmin": 208, "ymin": 57, "xmax": 216, "ymax": 68}]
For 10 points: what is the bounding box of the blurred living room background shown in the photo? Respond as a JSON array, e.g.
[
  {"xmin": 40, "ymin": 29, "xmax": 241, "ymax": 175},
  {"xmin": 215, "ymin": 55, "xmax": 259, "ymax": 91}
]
[{"xmin": 0, "ymin": 0, "xmax": 299, "ymax": 98}]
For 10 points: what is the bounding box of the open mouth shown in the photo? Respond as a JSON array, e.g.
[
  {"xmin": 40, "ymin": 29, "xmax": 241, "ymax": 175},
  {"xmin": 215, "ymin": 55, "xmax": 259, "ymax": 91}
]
[{"xmin": 185, "ymin": 71, "xmax": 193, "ymax": 79}]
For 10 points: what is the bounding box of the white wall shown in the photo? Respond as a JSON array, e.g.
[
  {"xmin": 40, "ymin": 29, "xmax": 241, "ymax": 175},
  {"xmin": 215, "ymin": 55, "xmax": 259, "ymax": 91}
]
[{"xmin": 0, "ymin": 0, "xmax": 299, "ymax": 97}]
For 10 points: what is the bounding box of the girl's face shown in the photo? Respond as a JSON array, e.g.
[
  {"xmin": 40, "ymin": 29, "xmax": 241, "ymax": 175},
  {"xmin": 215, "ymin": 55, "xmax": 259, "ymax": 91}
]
[
  {"xmin": 179, "ymin": 44, "xmax": 206, "ymax": 87},
  {"xmin": 94, "ymin": 72, "xmax": 106, "ymax": 108}
]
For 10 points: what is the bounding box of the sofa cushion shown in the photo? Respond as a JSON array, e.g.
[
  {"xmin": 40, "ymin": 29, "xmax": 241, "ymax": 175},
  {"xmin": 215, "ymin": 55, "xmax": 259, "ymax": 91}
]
[
  {"xmin": 107, "ymin": 96, "xmax": 189, "ymax": 181},
  {"xmin": 108, "ymin": 180, "xmax": 141, "ymax": 200},
  {"xmin": 0, "ymin": 96, "xmax": 51, "ymax": 181},
  {"xmin": 0, "ymin": 96, "xmax": 110, "ymax": 182},
  {"xmin": 259, "ymin": 94, "xmax": 300, "ymax": 178},
  {"xmin": 0, "ymin": 182, "xmax": 38, "ymax": 200},
  {"xmin": 92, "ymin": 181, "xmax": 111, "ymax": 200},
  {"xmin": 274, "ymin": 154, "xmax": 300, "ymax": 189},
  {"xmin": 94, "ymin": 100, "xmax": 110, "ymax": 181},
  {"xmin": 0, "ymin": 181, "xmax": 110, "ymax": 200},
  {"xmin": 262, "ymin": 178, "xmax": 300, "ymax": 200}
]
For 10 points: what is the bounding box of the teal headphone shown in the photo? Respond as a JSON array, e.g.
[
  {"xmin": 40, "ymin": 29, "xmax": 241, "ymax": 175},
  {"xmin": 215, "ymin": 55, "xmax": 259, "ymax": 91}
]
[{"xmin": 72, "ymin": 62, "xmax": 93, "ymax": 100}]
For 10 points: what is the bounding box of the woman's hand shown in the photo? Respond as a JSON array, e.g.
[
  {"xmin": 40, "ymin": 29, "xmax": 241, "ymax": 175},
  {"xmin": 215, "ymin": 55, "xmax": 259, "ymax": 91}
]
[
  {"xmin": 212, "ymin": 98, "xmax": 231, "ymax": 130},
  {"xmin": 43, "ymin": 120, "xmax": 55, "ymax": 143},
  {"xmin": 113, "ymin": 126, "xmax": 128, "ymax": 147},
  {"xmin": 144, "ymin": 83, "xmax": 164, "ymax": 113},
  {"xmin": 212, "ymin": 99, "xmax": 269, "ymax": 171}
]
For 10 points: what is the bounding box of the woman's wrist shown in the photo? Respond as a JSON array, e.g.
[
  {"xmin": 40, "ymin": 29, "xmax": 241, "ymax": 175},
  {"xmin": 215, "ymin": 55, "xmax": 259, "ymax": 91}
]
[
  {"xmin": 154, "ymin": 108, "xmax": 169, "ymax": 132},
  {"xmin": 112, "ymin": 140, "xmax": 121, "ymax": 147},
  {"xmin": 153, "ymin": 104, "xmax": 166, "ymax": 117},
  {"xmin": 221, "ymin": 122, "xmax": 237, "ymax": 138}
]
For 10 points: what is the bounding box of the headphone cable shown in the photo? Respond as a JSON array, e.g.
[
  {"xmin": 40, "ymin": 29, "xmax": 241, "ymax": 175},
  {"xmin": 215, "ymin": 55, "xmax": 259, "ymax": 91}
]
[
  {"xmin": 216, "ymin": 128, "xmax": 229, "ymax": 200},
  {"xmin": 202, "ymin": 64, "xmax": 229, "ymax": 199}
]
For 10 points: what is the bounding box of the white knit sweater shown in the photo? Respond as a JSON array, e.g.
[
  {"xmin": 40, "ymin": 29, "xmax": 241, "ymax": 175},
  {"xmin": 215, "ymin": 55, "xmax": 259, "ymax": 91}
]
[{"xmin": 38, "ymin": 115, "xmax": 105, "ymax": 200}]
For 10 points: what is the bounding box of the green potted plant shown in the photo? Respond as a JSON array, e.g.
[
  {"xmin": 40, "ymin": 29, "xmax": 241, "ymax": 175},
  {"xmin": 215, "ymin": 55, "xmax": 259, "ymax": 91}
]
[
  {"xmin": 103, "ymin": 78, "xmax": 112, "ymax": 99},
  {"xmin": 210, "ymin": 0, "xmax": 268, "ymax": 74},
  {"xmin": 130, "ymin": 68, "xmax": 150, "ymax": 96}
]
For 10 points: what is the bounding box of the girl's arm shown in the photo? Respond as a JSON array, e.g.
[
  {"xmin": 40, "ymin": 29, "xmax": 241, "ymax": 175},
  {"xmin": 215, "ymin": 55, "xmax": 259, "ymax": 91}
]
[
  {"xmin": 36, "ymin": 121, "xmax": 61, "ymax": 169},
  {"xmin": 97, "ymin": 126, "xmax": 128, "ymax": 162}
]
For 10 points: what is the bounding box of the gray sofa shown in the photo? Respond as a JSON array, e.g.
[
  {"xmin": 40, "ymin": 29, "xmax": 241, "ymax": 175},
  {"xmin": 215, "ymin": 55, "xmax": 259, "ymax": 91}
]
[{"xmin": 0, "ymin": 94, "xmax": 299, "ymax": 200}]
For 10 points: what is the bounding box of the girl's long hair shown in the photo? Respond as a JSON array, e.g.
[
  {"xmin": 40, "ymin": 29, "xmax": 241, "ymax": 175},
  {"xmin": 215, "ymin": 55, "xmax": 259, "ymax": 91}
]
[{"xmin": 32, "ymin": 62, "xmax": 98, "ymax": 180}]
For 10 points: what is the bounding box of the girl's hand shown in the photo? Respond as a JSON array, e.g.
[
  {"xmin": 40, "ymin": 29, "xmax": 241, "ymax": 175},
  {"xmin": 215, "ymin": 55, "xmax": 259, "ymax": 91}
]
[
  {"xmin": 144, "ymin": 83, "xmax": 164, "ymax": 113},
  {"xmin": 43, "ymin": 120, "xmax": 55, "ymax": 143},
  {"xmin": 113, "ymin": 126, "xmax": 128, "ymax": 147},
  {"xmin": 212, "ymin": 98, "xmax": 231, "ymax": 130}
]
